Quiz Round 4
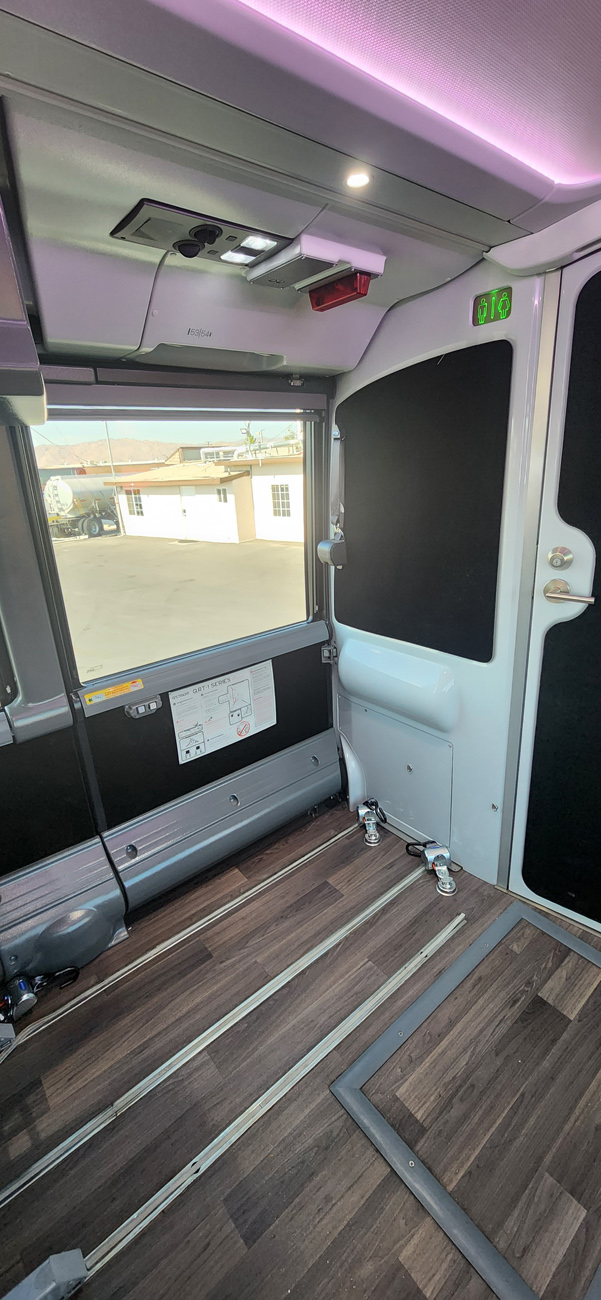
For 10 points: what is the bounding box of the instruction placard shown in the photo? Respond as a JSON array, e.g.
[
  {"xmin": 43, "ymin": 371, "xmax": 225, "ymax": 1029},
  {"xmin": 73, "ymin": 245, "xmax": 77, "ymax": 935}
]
[{"xmin": 169, "ymin": 659, "xmax": 276, "ymax": 765}]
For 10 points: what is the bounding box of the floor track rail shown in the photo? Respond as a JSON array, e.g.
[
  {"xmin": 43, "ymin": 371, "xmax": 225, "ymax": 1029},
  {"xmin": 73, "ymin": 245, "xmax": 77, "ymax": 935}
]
[
  {"xmin": 84, "ymin": 914, "xmax": 466, "ymax": 1284},
  {"xmin": 2, "ymin": 825, "xmax": 357, "ymax": 1061},
  {"xmin": 0, "ymin": 861, "xmax": 425, "ymax": 1208}
]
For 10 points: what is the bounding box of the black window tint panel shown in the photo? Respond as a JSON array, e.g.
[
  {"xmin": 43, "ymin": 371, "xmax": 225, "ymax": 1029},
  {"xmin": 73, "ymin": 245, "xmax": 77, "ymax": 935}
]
[
  {"xmin": 334, "ymin": 340, "xmax": 513, "ymax": 661},
  {"xmin": 522, "ymin": 269, "xmax": 601, "ymax": 921},
  {"xmin": 85, "ymin": 643, "xmax": 333, "ymax": 828},
  {"xmin": 0, "ymin": 728, "xmax": 95, "ymax": 876}
]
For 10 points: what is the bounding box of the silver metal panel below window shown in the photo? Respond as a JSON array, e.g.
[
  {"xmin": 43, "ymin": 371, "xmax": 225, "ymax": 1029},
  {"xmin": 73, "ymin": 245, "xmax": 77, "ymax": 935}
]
[
  {"xmin": 105, "ymin": 729, "xmax": 341, "ymax": 908},
  {"xmin": 0, "ymin": 838, "xmax": 126, "ymax": 977},
  {"xmin": 78, "ymin": 620, "xmax": 329, "ymax": 716}
]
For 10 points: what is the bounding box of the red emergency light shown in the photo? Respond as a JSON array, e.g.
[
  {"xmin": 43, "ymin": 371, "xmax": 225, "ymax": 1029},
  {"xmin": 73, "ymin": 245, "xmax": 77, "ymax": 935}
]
[{"xmin": 309, "ymin": 271, "xmax": 371, "ymax": 312}]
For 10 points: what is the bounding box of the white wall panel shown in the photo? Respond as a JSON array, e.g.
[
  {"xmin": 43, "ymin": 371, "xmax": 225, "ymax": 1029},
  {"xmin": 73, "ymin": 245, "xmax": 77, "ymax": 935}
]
[{"xmin": 333, "ymin": 261, "xmax": 552, "ymax": 883}]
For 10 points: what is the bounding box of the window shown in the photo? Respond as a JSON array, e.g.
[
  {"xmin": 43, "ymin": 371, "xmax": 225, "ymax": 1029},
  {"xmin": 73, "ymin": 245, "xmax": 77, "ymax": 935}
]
[
  {"xmin": 271, "ymin": 483, "xmax": 291, "ymax": 517},
  {"xmin": 125, "ymin": 488, "xmax": 144, "ymax": 517},
  {"xmin": 31, "ymin": 417, "xmax": 308, "ymax": 681}
]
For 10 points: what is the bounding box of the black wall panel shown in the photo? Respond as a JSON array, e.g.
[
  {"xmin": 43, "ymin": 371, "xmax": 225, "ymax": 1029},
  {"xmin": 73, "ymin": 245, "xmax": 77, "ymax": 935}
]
[
  {"xmin": 335, "ymin": 340, "xmax": 513, "ymax": 661},
  {"xmin": 85, "ymin": 643, "xmax": 332, "ymax": 827},
  {"xmin": 522, "ymin": 270, "xmax": 601, "ymax": 921},
  {"xmin": 0, "ymin": 727, "xmax": 95, "ymax": 876}
]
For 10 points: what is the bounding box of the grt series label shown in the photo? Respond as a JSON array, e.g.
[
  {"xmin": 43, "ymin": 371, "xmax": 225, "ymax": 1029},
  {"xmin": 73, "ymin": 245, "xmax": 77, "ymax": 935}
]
[{"xmin": 169, "ymin": 659, "xmax": 276, "ymax": 764}]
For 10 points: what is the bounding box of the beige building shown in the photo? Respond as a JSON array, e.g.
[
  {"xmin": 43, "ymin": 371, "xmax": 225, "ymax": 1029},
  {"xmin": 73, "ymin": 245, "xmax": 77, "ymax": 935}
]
[
  {"xmin": 106, "ymin": 453, "xmax": 304, "ymax": 544},
  {"xmin": 106, "ymin": 462, "xmax": 255, "ymax": 543}
]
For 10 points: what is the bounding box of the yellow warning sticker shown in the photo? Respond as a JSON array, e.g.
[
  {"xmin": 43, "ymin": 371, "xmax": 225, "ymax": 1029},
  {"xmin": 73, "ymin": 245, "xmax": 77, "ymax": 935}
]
[{"xmin": 84, "ymin": 678, "xmax": 144, "ymax": 706}]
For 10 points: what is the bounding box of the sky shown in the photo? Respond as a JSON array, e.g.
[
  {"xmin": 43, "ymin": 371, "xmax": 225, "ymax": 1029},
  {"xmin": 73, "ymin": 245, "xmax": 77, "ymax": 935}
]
[{"xmin": 30, "ymin": 420, "xmax": 301, "ymax": 448}]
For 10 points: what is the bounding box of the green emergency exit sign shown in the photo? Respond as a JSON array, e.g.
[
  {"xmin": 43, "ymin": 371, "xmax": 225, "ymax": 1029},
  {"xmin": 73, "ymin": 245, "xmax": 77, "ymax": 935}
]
[{"xmin": 472, "ymin": 286, "xmax": 512, "ymax": 326}]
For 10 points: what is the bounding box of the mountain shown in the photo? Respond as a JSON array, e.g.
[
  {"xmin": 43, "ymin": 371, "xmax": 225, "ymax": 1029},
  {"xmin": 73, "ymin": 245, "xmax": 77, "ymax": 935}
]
[{"xmin": 34, "ymin": 438, "xmax": 182, "ymax": 469}]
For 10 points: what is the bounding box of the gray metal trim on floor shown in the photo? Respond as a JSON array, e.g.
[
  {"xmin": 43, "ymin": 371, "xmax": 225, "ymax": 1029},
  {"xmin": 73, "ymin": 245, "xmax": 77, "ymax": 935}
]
[{"xmin": 331, "ymin": 902, "xmax": 601, "ymax": 1300}]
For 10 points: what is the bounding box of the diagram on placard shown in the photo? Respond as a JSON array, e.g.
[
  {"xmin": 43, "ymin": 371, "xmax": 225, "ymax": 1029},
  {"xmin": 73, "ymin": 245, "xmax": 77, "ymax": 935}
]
[
  {"xmin": 169, "ymin": 660, "xmax": 276, "ymax": 765},
  {"xmin": 177, "ymin": 721, "xmax": 206, "ymax": 763},
  {"xmin": 219, "ymin": 678, "xmax": 252, "ymax": 725}
]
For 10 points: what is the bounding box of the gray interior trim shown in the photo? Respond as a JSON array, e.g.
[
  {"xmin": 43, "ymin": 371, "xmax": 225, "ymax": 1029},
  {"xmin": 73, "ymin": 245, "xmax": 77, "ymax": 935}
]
[
  {"xmin": 331, "ymin": 901, "xmax": 601, "ymax": 1300},
  {"xmin": 0, "ymin": 425, "xmax": 71, "ymax": 739},
  {"xmin": 0, "ymin": 837, "xmax": 125, "ymax": 978},
  {"xmin": 105, "ymin": 728, "xmax": 341, "ymax": 908},
  {"xmin": 0, "ymin": 1250, "xmax": 88, "ymax": 1300},
  {"xmin": 497, "ymin": 273, "xmax": 561, "ymax": 887},
  {"xmin": 0, "ymin": 197, "xmax": 45, "ymax": 427},
  {"xmin": 94, "ymin": 369, "xmax": 334, "ymax": 395},
  {"xmin": 78, "ymin": 619, "xmax": 329, "ymax": 715},
  {"xmin": 0, "ymin": 12, "xmax": 524, "ymax": 251},
  {"xmin": 45, "ymin": 384, "xmax": 328, "ymax": 416}
]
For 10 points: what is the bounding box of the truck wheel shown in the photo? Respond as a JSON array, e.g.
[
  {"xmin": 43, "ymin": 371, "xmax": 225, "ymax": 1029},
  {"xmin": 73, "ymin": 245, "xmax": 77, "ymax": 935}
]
[{"xmin": 83, "ymin": 516, "xmax": 103, "ymax": 538}]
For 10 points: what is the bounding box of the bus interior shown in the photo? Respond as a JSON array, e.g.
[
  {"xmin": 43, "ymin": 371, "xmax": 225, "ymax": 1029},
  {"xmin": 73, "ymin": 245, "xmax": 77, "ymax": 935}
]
[{"xmin": 1, "ymin": 2, "xmax": 601, "ymax": 1297}]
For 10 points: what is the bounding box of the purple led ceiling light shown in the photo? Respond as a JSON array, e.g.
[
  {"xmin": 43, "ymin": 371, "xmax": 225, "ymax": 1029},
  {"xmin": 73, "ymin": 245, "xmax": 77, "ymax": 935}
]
[{"xmin": 231, "ymin": 0, "xmax": 601, "ymax": 186}]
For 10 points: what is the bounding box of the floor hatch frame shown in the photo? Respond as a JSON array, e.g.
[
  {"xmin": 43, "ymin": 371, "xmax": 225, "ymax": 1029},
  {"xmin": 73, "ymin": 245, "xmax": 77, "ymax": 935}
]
[{"xmin": 331, "ymin": 901, "xmax": 601, "ymax": 1300}]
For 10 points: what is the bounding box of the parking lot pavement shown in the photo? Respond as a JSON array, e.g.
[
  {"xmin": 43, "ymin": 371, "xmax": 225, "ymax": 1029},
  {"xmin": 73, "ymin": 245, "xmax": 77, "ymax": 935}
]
[{"xmin": 53, "ymin": 533, "xmax": 306, "ymax": 681}]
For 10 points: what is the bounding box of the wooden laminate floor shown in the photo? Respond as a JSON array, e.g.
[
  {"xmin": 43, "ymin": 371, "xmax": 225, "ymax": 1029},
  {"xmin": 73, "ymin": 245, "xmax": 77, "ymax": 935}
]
[{"xmin": 2, "ymin": 806, "xmax": 601, "ymax": 1299}]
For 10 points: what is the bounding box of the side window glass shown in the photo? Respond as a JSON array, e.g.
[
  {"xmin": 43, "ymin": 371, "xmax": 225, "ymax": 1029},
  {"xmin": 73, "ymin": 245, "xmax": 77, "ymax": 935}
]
[{"xmin": 31, "ymin": 417, "xmax": 308, "ymax": 681}]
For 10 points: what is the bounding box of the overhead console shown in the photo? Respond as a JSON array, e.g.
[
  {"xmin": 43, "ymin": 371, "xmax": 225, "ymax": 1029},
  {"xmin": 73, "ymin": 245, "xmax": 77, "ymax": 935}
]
[{"xmin": 0, "ymin": 4, "xmax": 553, "ymax": 371}]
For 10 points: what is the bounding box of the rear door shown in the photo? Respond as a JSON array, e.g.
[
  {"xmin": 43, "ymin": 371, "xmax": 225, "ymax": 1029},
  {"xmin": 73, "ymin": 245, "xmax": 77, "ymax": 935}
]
[
  {"xmin": 327, "ymin": 263, "xmax": 551, "ymax": 885},
  {"xmin": 509, "ymin": 252, "xmax": 601, "ymax": 928},
  {"xmin": 28, "ymin": 381, "xmax": 341, "ymax": 910}
]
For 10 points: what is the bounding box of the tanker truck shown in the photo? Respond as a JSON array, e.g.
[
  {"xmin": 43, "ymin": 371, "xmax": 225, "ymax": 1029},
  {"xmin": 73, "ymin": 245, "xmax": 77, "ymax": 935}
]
[{"xmin": 43, "ymin": 474, "xmax": 120, "ymax": 538}]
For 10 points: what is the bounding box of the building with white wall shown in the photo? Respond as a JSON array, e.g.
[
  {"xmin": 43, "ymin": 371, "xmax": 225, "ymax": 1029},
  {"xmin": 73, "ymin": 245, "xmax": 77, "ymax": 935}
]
[
  {"xmin": 106, "ymin": 454, "xmax": 303, "ymax": 545},
  {"xmin": 223, "ymin": 455, "xmax": 304, "ymax": 543},
  {"xmin": 106, "ymin": 463, "xmax": 255, "ymax": 543}
]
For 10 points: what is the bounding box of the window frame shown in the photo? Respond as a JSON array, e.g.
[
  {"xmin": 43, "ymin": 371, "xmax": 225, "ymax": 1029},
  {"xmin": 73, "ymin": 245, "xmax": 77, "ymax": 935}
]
[
  {"xmin": 124, "ymin": 487, "xmax": 144, "ymax": 517},
  {"xmin": 271, "ymin": 482, "xmax": 291, "ymax": 518},
  {"xmin": 23, "ymin": 385, "xmax": 329, "ymax": 694}
]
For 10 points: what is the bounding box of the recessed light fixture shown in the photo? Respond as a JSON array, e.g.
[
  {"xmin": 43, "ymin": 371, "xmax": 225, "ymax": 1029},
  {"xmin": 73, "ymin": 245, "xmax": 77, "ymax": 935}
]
[
  {"xmin": 346, "ymin": 171, "xmax": 370, "ymax": 189},
  {"xmin": 241, "ymin": 235, "xmax": 278, "ymax": 252},
  {"xmin": 220, "ymin": 249, "xmax": 256, "ymax": 264}
]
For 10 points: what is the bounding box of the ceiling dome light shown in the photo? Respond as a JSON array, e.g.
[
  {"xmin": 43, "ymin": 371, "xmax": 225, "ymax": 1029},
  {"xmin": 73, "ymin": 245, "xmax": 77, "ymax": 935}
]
[
  {"xmin": 220, "ymin": 249, "xmax": 256, "ymax": 264},
  {"xmin": 346, "ymin": 171, "xmax": 370, "ymax": 188}
]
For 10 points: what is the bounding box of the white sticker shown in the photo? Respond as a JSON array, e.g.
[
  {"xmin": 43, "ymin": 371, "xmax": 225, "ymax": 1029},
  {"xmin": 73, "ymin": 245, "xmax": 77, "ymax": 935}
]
[{"xmin": 169, "ymin": 659, "xmax": 276, "ymax": 765}]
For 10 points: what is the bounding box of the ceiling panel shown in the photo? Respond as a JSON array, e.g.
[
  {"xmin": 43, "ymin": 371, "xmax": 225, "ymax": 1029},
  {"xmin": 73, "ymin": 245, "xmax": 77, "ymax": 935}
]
[
  {"xmin": 6, "ymin": 92, "xmax": 479, "ymax": 369},
  {"xmin": 232, "ymin": 0, "xmax": 601, "ymax": 188}
]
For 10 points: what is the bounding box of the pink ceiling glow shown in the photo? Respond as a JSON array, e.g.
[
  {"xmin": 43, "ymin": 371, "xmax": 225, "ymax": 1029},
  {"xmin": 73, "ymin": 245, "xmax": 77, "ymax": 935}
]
[{"xmin": 233, "ymin": 0, "xmax": 601, "ymax": 185}]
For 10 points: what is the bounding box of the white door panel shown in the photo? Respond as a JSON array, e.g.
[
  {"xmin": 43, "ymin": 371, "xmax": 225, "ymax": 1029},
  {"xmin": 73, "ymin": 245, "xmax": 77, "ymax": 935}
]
[{"xmin": 332, "ymin": 262, "xmax": 551, "ymax": 883}]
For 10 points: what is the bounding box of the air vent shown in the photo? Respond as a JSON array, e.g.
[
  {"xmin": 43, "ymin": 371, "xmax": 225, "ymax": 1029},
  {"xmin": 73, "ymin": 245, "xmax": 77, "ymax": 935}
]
[
  {"xmin": 134, "ymin": 345, "xmax": 287, "ymax": 372},
  {"xmin": 111, "ymin": 199, "xmax": 290, "ymax": 267}
]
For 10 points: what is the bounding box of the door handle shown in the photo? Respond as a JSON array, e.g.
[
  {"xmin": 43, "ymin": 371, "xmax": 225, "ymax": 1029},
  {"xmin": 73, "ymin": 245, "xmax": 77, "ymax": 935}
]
[{"xmin": 543, "ymin": 579, "xmax": 595, "ymax": 605}]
